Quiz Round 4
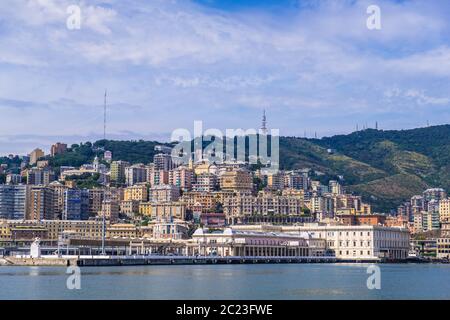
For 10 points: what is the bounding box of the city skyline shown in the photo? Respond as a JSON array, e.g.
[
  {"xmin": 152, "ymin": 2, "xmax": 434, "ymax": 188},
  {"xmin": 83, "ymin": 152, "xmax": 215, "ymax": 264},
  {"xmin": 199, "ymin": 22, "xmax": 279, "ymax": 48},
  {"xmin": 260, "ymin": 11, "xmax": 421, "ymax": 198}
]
[{"xmin": 1, "ymin": 0, "xmax": 450, "ymax": 154}]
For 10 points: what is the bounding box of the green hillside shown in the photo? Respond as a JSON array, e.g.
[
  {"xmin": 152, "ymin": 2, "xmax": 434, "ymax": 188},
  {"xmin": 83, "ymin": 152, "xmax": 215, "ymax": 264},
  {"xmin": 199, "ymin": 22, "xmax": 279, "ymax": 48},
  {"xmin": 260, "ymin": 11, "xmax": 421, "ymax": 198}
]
[
  {"xmin": 309, "ymin": 125, "xmax": 450, "ymax": 211},
  {"xmin": 39, "ymin": 125, "xmax": 450, "ymax": 212}
]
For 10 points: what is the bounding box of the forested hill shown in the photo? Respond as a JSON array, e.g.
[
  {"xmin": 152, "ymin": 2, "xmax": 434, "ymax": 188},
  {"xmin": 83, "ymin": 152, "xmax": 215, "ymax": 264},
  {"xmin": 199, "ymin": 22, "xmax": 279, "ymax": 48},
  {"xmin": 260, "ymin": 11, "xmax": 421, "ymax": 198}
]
[
  {"xmin": 43, "ymin": 125, "xmax": 450, "ymax": 212},
  {"xmin": 301, "ymin": 125, "xmax": 450, "ymax": 211}
]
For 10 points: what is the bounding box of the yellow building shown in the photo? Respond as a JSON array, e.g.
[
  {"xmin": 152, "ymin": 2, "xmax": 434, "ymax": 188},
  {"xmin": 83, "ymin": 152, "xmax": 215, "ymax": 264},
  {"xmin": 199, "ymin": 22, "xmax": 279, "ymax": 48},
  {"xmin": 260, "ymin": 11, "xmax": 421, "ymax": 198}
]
[
  {"xmin": 139, "ymin": 202, "xmax": 152, "ymax": 216},
  {"xmin": 180, "ymin": 192, "xmax": 219, "ymax": 212},
  {"xmin": 110, "ymin": 160, "xmax": 130, "ymax": 183},
  {"xmin": 99, "ymin": 201, "xmax": 120, "ymax": 222},
  {"xmin": 0, "ymin": 219, "xmax": 106, "ymax": 241},
  {"xmin": 107, "ymin": 223, "xmax": 139, "ymax": 238},
  {"xmin": 194, "ymin": 162, "xmax": 217, "ymax": 175},
  {"xmin": 120, "ymin": 200, "xmax": 140, "ymax": 216},
  {"xmin": 124, "ymin": 184, "xmax": 148, "ymax": 202},
  {"xmin": 282, "ymin": 188, "xmax": 305, "ymax": 198},
  {"xmin": 29, "ymin": 148, "xmax": 45, "ymax": 166},
  {"xmin": 220, "ymin": 168, "xmax": 253, "ymax": 192},
  {"xmin": 440, "ymin": 198, "xmax": 450, "ymax": 222},
  {"xmin": 139, "ymin": 202, "xmax": 186, "ymax": 220}
]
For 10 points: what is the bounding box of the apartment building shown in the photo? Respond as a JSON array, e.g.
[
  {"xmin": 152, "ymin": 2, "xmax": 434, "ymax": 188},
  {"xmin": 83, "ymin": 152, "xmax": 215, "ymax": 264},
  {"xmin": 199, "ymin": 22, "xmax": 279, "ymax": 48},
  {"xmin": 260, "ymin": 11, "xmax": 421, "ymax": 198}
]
[
  {"xmin": 219, "ymin": 168, "xmax": 253, "ymax": 192},
  {"xmin": 124, "ymin": 184, "xmax": 148, "ymax": 202},
  {"xmin": 124, "ymin": 164, "xmax": 147, "ymax": 186},
  {"xmin": 150, "ymin": 184, "xmax": 180, "ymax": 202},
  {"xmin": 0, "ymin": 184, "xmax": 29, "ymax": 219}
]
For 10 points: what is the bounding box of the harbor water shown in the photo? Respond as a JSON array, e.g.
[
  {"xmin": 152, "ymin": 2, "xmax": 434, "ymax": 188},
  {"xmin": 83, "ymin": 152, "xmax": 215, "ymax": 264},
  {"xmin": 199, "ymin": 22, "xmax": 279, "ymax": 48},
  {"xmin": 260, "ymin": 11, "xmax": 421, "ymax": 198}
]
[{"xmin": 1, "ymin": 263, "xmax": 450, "ymax": 300}]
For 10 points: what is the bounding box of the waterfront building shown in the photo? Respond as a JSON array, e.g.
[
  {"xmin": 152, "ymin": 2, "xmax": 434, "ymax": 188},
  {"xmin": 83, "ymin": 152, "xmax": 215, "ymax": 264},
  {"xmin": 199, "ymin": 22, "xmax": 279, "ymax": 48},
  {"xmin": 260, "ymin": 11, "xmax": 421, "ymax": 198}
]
[
  {"xmin": 0, "ymin": 219, "xmax": 106, "ymax": 242},
  {"xmin": 10, "ymin": 225, "xmax": 48, "ymax": 241},
  {"xmin": 232, "ymin": 224, "xmax": 410, "ymax": 261},
  {"xmin": 107, "ymin": 223, "xmax": 139, "ymax": 239},
  {"xmin": 0, "ymin": 185, "xmax": 29, "ymax": 220},
  {"xmin": 286, "ymin": 224, "xmax": 409, "ymax": 260},
  {"xmin": 411, "ymin": 239, "xmax": 437, "ymax": 258},
  {"xmin": 191, "ymin": 228, "xmax": 325, "ymax": 257}
]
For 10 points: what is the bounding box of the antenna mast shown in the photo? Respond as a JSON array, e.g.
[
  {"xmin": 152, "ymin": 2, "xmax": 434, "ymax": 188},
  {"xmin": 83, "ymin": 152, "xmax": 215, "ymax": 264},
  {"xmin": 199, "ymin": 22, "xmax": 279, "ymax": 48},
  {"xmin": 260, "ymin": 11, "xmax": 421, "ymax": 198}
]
[{"xmin": 104, "ymin": 89, "xmax": 107, "ymax": 141}]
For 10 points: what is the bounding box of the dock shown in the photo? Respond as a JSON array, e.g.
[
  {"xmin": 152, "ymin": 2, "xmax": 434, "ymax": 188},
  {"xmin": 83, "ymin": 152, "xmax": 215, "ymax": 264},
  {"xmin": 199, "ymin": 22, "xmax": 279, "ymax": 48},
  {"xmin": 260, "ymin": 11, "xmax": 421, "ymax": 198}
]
[{"xmin": 76, "ymin": 255, "xmax": 337, "ymax": 266}]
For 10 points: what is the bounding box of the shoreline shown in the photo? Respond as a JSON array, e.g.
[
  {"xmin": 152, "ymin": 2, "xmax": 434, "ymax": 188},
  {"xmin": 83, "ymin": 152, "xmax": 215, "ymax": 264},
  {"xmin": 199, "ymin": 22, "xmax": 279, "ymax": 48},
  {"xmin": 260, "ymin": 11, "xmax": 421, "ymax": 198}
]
[{"xmin": 1, "ymin": 255, "xmax": 440, "ymax": 267}]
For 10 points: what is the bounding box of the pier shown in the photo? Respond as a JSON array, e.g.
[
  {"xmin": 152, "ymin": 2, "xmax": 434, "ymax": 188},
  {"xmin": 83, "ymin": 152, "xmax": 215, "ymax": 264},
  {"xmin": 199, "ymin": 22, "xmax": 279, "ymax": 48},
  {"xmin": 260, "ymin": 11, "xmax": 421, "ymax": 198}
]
[{"xmin": 76, "ymin": 255, "xmax": 337, "ymax": 267}]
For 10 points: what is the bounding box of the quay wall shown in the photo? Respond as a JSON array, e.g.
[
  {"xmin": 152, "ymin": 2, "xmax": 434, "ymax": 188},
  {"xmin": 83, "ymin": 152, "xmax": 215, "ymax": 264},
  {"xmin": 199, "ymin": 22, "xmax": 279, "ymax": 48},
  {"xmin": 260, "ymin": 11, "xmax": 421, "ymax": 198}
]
[
  {"xmin": 77, "ymin": 256, "xmax": 338, "ymax": 267},
  {"xmin": 5, "ymin": 257, "xmax": 77, "ymax": 266}
]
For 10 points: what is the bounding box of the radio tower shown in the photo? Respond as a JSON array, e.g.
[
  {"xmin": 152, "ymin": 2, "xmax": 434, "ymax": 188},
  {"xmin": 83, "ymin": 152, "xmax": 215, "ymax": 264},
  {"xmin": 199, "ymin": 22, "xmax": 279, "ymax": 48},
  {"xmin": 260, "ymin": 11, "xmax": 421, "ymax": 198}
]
[
  {"xmin": 261, "ymin": 109, "xmax": 268, "ymax": 135},
  {"xmin": 103, "ymin": 89, "xmax": 107, "ymax": 141},
  {"xmin": 101, "ymin": 89, "xmax": 107, "ymax": 256}
]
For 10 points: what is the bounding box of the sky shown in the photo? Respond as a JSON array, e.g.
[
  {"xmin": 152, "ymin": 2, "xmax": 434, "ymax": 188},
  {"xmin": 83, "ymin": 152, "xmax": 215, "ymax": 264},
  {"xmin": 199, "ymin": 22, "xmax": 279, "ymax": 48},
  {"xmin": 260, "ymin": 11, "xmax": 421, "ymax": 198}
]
[{"xmin": 1, "ymin": 0, "xmax": 450, "ymax": 155}]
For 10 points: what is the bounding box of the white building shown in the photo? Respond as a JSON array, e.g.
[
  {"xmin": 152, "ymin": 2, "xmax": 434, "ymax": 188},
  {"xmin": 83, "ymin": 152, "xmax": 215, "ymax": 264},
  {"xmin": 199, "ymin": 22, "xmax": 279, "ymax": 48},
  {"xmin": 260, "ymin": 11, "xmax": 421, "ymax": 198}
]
[
  {"xmin": 191, "ymin": 228, "xmax": 326, "ymax": 257},
  {"xmin": 232, "ymin": 224, "xmax": 410, "ymax": 261}
]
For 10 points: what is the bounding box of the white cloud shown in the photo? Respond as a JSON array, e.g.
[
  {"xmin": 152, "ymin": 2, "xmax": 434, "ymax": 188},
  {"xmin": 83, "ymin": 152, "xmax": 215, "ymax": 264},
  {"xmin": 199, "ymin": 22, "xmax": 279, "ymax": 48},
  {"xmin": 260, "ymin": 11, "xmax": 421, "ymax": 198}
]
[{"xmin": 0, "ymin": 0, "xmax": 450, "ymax": 154}]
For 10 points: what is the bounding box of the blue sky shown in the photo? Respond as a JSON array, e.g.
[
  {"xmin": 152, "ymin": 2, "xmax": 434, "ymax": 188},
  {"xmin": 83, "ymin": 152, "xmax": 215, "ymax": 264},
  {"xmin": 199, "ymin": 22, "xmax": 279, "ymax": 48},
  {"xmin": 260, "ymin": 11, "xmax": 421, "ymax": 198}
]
[{"xmin": 0, "ymin": 0, "xmax": 450, "ymax": 155}]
